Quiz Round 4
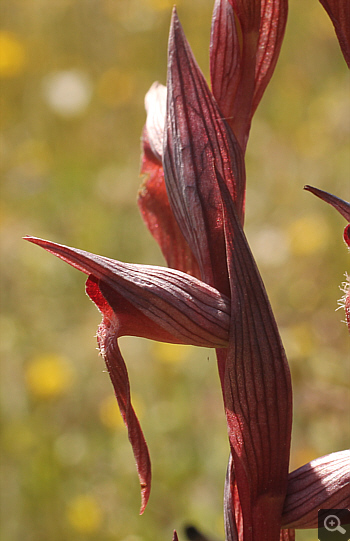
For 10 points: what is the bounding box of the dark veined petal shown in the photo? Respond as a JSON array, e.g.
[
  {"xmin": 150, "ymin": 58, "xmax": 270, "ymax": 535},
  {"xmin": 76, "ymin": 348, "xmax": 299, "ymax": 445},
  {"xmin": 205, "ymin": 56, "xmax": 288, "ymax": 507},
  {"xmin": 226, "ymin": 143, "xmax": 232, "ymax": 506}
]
[
  {"xmin": 218, "ymin": 176, "xmax": 292, "ymax": 540},
  {"xmin": 164, "ymin": 9, "xmax": 245, "ymax": 295},
  {"xmin": 318, "ymin": 0, "xmax": 350, "ymax": 67},
  {"xmin": 281, "ymin": 449, "xmax": 350, "ymax": 529},
  {"xmin": 138, "ymin": 127, "xmax": 200, "ymax": 277},
  {"xmin": 172, "ymin": 531, "xmax": 179, "ymax": 541},
  {"xmin": 210, "ymin": 0, "xmax": 288, "ymax": 151},
  {"xmin": 24, "ymin": 237, "xmax": 230, "ymax": 348}
]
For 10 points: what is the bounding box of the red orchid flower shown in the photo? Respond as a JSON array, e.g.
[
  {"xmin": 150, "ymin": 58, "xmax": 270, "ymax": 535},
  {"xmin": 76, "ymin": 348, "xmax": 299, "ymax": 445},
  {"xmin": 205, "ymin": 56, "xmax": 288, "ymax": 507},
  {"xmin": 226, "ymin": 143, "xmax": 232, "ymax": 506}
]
[
  {"xmin": 24, "ymin": 235, "xmax": 231, "ymax": 513},
  {"xmin": 26, "ymin": 1, "xmax": 350, "ymax": 540},
  {"xmin": 141, "ymin": 8, "xmax": 292, "ymax": 540}
]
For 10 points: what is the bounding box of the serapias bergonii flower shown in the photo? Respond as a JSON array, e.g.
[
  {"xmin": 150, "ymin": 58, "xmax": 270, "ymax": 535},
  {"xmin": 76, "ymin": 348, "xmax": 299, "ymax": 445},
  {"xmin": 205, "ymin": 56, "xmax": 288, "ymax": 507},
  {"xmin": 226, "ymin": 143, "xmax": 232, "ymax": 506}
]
[
  {"xmin": 23, "ymin": 235, "xmax": 231, "ymax": 513},
  {"xmin": 26, "ymin": 0, "xmax": 350, "ymax": 539},
  {"xmin": 140, "ymin": 8, "xmax": 293, "ymax": 540}
]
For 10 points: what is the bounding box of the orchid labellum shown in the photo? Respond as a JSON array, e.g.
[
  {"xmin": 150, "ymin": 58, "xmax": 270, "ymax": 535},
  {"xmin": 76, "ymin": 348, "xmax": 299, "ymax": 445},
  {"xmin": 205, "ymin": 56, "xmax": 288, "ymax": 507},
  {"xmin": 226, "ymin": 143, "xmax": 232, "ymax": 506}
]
[{"xmin": 26, "ymin": 0, "xmax": 350, "ymax": 539}]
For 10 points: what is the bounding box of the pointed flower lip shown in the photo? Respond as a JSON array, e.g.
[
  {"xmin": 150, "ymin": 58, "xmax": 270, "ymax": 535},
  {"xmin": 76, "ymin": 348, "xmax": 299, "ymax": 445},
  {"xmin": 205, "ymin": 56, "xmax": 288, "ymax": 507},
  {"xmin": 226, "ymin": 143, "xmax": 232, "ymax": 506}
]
[
  {"xmin": 23, "ymin": 236, "xmax": 231, "ymax": 348},
  {"xmin": 281, "ymin": 449, "xmax": 350, "ymax": 529}
]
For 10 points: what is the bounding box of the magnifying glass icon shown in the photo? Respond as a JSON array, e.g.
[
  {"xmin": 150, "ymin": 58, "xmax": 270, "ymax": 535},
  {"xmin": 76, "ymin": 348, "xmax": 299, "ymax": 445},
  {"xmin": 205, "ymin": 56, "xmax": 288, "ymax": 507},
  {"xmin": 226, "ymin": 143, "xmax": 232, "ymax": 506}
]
[{"xmin": 324, "ymin": 514, "xmax": 346, "ymax": 534}]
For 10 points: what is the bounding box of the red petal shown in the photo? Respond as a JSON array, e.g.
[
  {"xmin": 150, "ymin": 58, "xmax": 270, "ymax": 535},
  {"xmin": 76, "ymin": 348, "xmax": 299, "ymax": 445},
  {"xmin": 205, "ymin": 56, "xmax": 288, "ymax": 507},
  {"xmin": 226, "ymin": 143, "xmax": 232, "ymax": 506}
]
[
  {"xmin": 210, "ymin": 0, "xmax": 287, "ymax": 151},
  {"xmin": 219, "ymin": 178, "xmax": 292, "ymax": 540},
  {"xmin": 88, "ymin": 275, "xmax": 151, "ymax": 513},
  {"xmin": 164, "ymin": 9, "xmax": 245, "ymax": 295},
  {"xmin": 24, "ymin": 236, "xmax": 230, "ymax": 348},
  {"xmin": 172, "ymin": 531, "xmax": 179, "ymax": 541},
  {"xmin": 319, "ymin": 0, "xmax": 350, "ymax": 67},
  {"xmin": 138, "ymin": 127, "xmax": 201, "ymax": 277},
  {"xmin": 281, "ymin": 449, "xmax": 350, "ymax": 529}
]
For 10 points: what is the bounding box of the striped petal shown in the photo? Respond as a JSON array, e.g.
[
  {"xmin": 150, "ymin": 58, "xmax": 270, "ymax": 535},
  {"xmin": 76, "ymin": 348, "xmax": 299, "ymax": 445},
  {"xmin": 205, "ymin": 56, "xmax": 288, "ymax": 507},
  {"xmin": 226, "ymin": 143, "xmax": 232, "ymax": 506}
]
[{"xmin": 281, "ymin": 449, "xmax": 350, "ymax": 529}]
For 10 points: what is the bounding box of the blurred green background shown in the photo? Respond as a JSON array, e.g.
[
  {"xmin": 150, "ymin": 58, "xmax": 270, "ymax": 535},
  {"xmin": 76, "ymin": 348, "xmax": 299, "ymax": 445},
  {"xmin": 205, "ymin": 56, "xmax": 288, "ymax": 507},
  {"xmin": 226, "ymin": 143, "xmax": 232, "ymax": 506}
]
[{"xmin": 1, "ymin": 0, "xmax": 349, "ymax": 540}]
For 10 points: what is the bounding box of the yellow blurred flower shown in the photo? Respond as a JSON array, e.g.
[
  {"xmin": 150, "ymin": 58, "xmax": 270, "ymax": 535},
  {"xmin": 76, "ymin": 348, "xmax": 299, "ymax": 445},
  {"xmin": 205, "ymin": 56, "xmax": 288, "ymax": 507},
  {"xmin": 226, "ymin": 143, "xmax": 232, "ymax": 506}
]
[
  {"xmin": 0, "ymin": 31, "xmax": 25, "ymax": 78},
  {"xmin": 25, "ymin": 354, "xmax": 73, "ymax": 399},
  {"xmin": 287, "ymin": 214, "xmax": 329, "ymax": 256},
  {"xmin": 67, "ymin": 494, "xmax": 102, "ymax": 534}
]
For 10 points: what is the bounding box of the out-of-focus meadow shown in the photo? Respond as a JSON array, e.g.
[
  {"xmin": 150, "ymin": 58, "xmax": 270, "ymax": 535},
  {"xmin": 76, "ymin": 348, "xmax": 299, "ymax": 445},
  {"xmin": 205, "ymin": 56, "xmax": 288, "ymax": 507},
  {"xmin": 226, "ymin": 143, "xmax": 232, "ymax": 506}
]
[{"xmin": 1, "ymin": 0, "xmax": 349, "ymax": 540}]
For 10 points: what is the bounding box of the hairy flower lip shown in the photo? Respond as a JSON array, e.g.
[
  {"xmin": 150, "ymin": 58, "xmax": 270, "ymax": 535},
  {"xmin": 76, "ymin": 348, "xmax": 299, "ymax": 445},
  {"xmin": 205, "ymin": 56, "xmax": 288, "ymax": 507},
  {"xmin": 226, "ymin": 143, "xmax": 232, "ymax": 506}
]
[{"xmin": 23, "ymin": 236, "xmax": 231, "ymax": 348}]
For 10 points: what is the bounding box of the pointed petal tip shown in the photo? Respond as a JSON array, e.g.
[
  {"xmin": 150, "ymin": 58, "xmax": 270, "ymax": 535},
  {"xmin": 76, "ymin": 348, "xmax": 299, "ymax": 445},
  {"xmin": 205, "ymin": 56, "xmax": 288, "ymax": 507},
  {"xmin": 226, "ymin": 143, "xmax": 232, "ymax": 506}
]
[
  {"xmin": 23, "ymin": 235, "xmax": 56, "ymax": 250},
  {"xmin": 169, "ymin": 5, "xmax": 182, "ymax": 36},
  {"xmin": 304, "ymin": 185, "xmax": 350, "ymax": 221},
  {"xmin": 139, "ymin": 485, "xmax": 151, "ymax": 515}
]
